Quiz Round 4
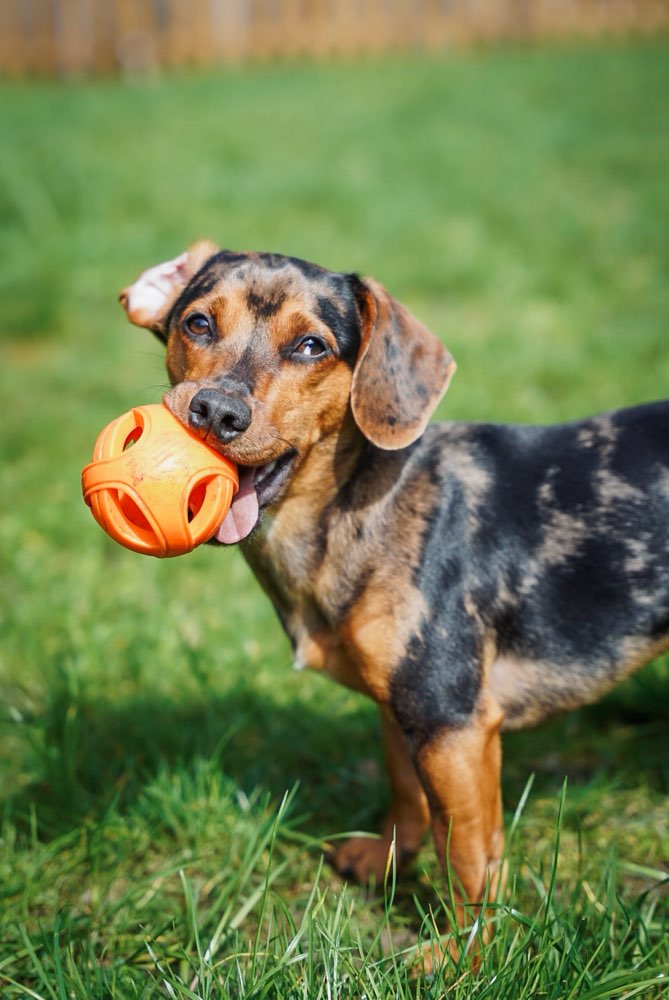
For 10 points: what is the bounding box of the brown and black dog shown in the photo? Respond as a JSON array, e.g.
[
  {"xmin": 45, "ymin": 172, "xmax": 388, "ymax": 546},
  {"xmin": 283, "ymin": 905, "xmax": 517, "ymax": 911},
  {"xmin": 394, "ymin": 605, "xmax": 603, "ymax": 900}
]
[{"xmin": 120, "ymin": 240, "xmax": 669, "ymax": 961}]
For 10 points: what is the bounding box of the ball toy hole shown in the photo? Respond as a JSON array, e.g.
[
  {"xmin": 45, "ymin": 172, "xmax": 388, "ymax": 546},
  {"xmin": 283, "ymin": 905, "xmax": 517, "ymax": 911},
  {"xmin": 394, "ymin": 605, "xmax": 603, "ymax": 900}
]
[
  {"xmin": 118, "ymin": 491, "xmax": 151, "ymax": 531},
  {"xmin": 187, "ymin": 481, "xmax": 207, "ymax": 523},
  {"xmin": 123, "ymin": 426, "xmax": 143, "ymax": 451}
]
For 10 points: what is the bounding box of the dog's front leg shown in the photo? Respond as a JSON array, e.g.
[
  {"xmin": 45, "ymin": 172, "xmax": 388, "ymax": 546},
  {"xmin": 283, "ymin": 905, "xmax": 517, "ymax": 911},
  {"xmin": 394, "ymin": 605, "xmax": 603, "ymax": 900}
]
[
  {"xmin": 415, "ymin": 689, "xmax": 505, "ymax": 967},
  {"xmin": 331, "ymin": 705, "xmax": 430, "ymax": 884}
]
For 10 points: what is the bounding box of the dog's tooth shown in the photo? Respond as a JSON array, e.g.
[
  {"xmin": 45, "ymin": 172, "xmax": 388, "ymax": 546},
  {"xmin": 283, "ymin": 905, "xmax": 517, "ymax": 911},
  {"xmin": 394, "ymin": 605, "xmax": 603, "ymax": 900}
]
[{"xmin": 253, "ymin": 459, "xmax": 277, "ymax": 486}]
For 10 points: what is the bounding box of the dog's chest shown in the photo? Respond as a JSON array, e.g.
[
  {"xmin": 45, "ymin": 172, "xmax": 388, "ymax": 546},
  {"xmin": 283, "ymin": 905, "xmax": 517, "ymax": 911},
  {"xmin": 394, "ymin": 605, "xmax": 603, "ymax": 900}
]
[{"xmin": 242, "ymin": 511, "xmax": 373, "ymax": 692}]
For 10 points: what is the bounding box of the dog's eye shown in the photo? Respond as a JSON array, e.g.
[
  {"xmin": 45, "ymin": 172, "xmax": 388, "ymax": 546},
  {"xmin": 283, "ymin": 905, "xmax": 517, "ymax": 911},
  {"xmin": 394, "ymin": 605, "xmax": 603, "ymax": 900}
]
[
  {"xmin": 183, "ymin": 313, "xmax": 212, "ymax": 338},
  {"xmin": 294, "ymin": 335, "xmax": 328, "ymax": 358}
]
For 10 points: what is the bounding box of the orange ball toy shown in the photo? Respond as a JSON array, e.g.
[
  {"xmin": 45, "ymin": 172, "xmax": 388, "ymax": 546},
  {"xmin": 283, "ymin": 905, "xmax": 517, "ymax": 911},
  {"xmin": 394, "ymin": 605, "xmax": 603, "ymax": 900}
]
[{"xmin": 81, "ymin": 404, "xmax": 238, "ymax": 558}]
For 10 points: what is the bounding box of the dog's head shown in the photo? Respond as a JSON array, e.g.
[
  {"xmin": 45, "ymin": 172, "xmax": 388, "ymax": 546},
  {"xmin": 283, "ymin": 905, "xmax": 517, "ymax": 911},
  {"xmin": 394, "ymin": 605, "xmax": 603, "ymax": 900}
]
[{"xmin": 120, "ymin": 241, "xmax": 455, "ymax": 543}]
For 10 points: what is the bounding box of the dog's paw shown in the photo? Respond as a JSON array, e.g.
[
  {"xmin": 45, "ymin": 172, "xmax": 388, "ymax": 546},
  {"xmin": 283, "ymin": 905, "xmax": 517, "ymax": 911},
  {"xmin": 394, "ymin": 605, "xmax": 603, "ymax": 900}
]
[
  {"xmin": 408, "ymin": 937, "xmax": 463, "ymax": 979},
  {"xmin": 328, "ymin": 834, "xmax": 415, "ymax": 885},
  {"xmin": 329, "ymin": 835, "xmax": 392, "ymax": 884}
]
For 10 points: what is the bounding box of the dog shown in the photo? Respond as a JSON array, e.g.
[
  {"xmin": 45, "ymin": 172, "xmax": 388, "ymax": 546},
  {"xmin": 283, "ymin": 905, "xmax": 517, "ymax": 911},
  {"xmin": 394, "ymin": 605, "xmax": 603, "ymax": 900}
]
[{"xmin": 120, "ymin": 240, "xmax": 669, "ymax": 964}]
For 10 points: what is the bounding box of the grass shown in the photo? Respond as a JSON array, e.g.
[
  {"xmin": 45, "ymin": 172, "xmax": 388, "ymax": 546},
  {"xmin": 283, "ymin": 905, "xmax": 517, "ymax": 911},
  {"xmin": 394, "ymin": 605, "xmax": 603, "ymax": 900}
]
[{"xmin": 1, "ymin": 38, "xmax": 668, "ymax": 997}]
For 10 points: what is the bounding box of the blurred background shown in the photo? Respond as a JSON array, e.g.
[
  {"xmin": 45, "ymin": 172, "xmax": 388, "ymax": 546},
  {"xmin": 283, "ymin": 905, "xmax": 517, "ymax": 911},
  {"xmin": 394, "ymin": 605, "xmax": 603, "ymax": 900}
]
[
  {"xmin": 3, "ymin": 0, "xmax": 668, "ymax": 77},
  {"xmin": 0, "ymin": 3, "xmax": 668, "ymax": 994}
]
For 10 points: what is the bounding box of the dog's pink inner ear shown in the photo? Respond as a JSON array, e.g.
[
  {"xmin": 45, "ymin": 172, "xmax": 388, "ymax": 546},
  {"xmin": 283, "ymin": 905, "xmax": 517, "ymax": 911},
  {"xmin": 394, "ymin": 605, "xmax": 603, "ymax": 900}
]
[
  {"xmin": 120, "ymin": 253, "xmax": 190, "ymax": 330},
  {"xmin": 119, "ymin": 240, "xmax": 219, "ymax": 332}
]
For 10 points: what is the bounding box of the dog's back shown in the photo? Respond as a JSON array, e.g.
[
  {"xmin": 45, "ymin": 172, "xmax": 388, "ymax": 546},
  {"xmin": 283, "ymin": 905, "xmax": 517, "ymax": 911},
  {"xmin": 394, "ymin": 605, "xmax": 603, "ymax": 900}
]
[{"xmin": 390, "ymin": 402, "xmax": 669, "ymax": 734}]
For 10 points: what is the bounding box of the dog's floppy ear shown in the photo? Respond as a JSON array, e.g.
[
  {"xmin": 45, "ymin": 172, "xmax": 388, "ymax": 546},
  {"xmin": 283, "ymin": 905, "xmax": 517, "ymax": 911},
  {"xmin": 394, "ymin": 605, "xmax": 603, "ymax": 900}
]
[
  {"xmin": 119, "ymin": 240, "xmax": 219, "ymax": 343},
  {"xmin": 350, "ymin": 277, "xmax": 456, "ymax": 450}
]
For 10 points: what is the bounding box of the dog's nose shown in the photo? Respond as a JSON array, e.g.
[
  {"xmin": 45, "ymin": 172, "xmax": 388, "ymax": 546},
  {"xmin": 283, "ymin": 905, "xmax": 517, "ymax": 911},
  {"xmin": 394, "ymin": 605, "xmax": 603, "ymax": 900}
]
[{"xmin": 188, "ymin": 388, "xmax": 252, "ymax": 443}]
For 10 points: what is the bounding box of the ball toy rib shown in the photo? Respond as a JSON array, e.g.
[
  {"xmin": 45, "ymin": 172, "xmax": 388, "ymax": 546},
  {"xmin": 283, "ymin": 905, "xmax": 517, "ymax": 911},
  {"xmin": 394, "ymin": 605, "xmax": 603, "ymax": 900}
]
[{"xmin": 81, "ymin": 404, "xmax": 238, "ymax": 557}]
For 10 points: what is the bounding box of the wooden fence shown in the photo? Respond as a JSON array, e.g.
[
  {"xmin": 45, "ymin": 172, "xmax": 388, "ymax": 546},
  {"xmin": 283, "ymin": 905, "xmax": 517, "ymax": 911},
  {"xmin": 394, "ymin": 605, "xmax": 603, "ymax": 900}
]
[{"xmin": 1, "ymin": 0, "xmax": 668, "ymax": 77}]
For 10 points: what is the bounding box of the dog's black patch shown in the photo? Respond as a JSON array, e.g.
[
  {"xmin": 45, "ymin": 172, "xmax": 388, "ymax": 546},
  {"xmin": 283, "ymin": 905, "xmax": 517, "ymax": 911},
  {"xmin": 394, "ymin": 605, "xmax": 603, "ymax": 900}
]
[{"xmin": 246, "ymin": 288, "xmax": 287, "ymax": 319}]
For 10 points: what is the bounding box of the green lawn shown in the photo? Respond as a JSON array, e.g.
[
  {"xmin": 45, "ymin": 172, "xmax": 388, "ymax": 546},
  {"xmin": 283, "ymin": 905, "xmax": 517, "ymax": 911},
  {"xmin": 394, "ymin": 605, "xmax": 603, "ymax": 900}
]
[{"xmin": 1, "ymin": 40, "xmax": 668, "ymax": 997}]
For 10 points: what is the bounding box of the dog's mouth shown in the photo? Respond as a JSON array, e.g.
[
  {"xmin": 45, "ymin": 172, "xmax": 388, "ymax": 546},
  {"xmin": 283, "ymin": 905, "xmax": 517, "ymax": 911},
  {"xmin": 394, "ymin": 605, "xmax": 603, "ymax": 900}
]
[{"xmin": 213, "ymin": 449, "xmax": 297, "ymax": 545}]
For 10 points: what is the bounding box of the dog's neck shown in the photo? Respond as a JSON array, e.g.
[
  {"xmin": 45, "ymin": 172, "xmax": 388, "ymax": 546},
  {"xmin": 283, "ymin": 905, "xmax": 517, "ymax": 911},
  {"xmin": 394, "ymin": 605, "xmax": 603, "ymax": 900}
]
[
  {"xmin": 240, "ymin": 421, "xmax": 432, "ymax": 695},
  {"xmin": 242, "ymin": 415, "xmax": 366, "ymax": 577}
]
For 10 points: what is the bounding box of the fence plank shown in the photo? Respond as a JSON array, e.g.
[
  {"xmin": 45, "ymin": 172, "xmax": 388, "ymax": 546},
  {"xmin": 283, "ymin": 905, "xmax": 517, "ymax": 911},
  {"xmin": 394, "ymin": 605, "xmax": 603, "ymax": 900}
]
[
  {"xmin": 210, "ymin": 0, "xmax": 251, "ymax": 62},
  {"xmin": 53, "ymin": 0, "xmax": 95, "ymax": 76}
]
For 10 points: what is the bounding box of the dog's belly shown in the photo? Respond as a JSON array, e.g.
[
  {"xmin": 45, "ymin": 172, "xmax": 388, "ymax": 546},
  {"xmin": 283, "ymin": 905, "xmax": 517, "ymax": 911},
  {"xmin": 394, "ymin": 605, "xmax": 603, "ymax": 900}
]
[{"xmin": 490, "ymin": 637, "xmax": 669, "ymax": 732}]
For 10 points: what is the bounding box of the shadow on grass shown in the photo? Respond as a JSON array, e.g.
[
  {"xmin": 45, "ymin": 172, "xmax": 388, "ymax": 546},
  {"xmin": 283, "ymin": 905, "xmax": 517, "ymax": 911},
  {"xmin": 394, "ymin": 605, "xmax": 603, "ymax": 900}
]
[
  {"xmin": 3, "ymin": 681, "xmax": 379, "ymax": 842},
  {"xmin": 4, "ymin": 663, "xmax": 668, "ymax": 846}
]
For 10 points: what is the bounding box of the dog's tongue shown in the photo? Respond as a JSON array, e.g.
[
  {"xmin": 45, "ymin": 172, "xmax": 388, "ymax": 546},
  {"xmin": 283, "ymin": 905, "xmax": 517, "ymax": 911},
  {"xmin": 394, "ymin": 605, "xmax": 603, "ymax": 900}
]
[{"xmin": 214, "ymin": 470, "xmax": 258, "ymax": 544}]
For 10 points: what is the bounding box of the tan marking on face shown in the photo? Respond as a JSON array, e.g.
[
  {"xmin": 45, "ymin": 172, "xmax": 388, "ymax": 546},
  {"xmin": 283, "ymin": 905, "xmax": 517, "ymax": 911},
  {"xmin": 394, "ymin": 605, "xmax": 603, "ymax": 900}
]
[
  {"xmin": 250, "ymin": 356, "xmax": 353, "ymax": 462},
  {"xmin": 163, "ymin": 273, "xmax": 356, "ymax": 469}
]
